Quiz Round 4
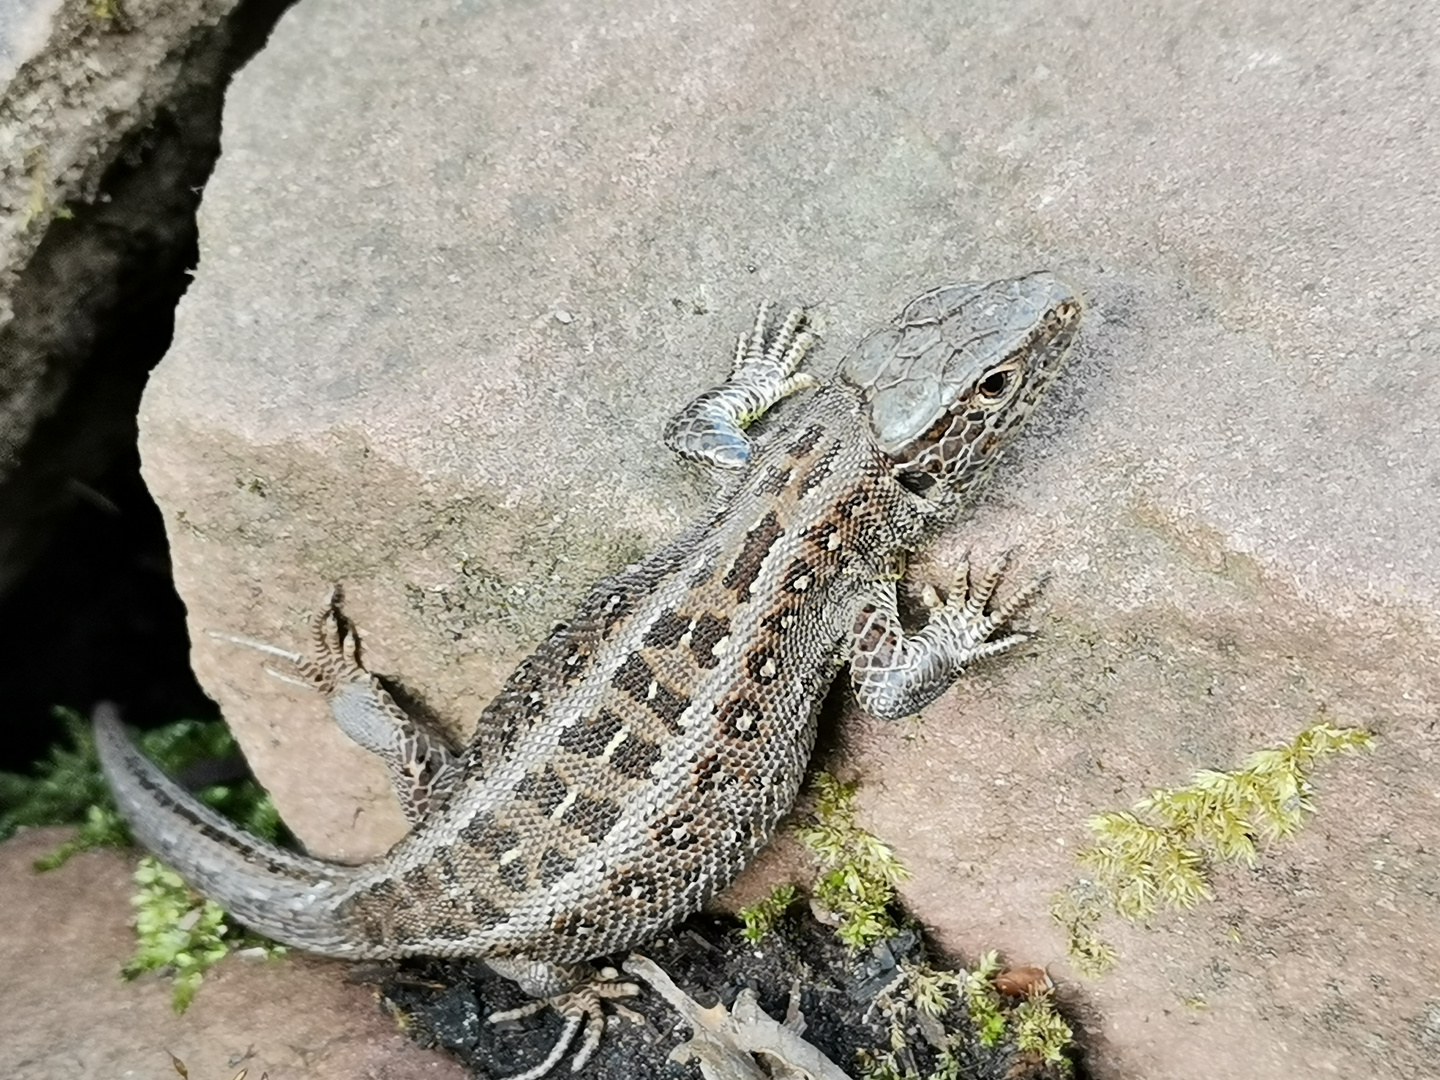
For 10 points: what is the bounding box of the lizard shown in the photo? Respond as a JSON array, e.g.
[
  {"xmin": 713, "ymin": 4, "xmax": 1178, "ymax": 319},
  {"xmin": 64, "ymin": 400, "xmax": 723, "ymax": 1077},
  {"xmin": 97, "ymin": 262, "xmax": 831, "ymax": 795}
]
[{"xmin": 95, "ymin": 271, "xmax": 1082, "ymax": 1079}]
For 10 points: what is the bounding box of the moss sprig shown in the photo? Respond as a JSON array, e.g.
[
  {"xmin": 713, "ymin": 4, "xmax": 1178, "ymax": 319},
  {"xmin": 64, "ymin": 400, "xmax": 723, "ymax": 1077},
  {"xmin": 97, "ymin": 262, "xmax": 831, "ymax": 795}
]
[
  {"xmin": 736, "ymin": 883, "xmax": 800, "ymax": 943},
  {"xmin": 1057, "ymin": 720, "xmax": 1373, "ymax": 971},
  {"xmin": 795, "ymin": 773, "xmax": 911, "ymax": 948}
]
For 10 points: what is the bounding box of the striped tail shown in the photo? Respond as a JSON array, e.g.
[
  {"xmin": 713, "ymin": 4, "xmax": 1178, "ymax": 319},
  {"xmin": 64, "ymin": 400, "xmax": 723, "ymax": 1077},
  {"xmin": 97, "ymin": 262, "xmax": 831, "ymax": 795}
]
[{"xmin": 93, "ymin": 702, "xmax": 368, "ymax": 956}]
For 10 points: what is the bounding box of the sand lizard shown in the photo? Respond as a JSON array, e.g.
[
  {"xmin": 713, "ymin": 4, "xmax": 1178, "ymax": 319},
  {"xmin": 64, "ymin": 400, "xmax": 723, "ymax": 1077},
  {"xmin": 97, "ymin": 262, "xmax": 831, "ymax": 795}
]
[{"xmin": 96, "ymin": 272, "xmax": 1082, "ymax": 1077}]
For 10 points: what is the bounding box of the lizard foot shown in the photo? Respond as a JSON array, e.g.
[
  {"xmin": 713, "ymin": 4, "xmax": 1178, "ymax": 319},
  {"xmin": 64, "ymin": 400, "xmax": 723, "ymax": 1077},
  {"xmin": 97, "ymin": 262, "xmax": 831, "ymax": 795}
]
[
  {"xmin": 663, "ymin": 297, "xmax": 820, "ymax": 470},
  {"xmin": 205, "ymin": 584, "xmax": 362, "ymax": 694},
  {"xmin": 487, "ymin": 966, "xmax": 640, "ymax": 1080},
  {"xmin": 850, "ymin": 549, "xmax": 1048, "ymax": 721},
  {"xmin": 919, "ymin": 548, "xmax": 1048, "ymax": 664},
  {"xmin": 208, "ymin": 586, "xmax": 461, "ymax": 823}
]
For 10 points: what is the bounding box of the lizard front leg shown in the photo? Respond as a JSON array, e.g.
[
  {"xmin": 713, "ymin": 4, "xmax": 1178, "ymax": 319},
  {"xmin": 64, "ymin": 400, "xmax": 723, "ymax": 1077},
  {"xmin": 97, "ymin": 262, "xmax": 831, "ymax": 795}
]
[
  {"xmin": 849, "ymin": 552, "xmax": 1046, "ymax": 721},
  {"xmin": 210, "ymin": 587, "xmax": 463, "ymax": 824},
  {"xmin": 663, "ymin": 298, "xmax": 818, "ymax": 470}
]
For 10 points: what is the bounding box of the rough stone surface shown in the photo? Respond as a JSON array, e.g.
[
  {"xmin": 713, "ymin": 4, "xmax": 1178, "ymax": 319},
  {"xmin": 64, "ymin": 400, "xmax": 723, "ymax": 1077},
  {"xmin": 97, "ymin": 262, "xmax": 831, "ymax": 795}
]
[
  {"xmin": 137, "ymin": 1, "xmax": 1439, "ymax": 1078},
  {"xmin": 0, "ymin": 828, "xmax": 466, "ymax": 1080},
  {"xmin": 0, "ymin": 0, "xmax": 243, "ymax": 474}
]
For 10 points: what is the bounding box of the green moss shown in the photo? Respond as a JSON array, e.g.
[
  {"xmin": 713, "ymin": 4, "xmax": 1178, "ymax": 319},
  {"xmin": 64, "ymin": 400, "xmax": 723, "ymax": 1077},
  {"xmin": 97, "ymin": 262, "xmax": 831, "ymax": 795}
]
[
  {"xmin": 795, "ymin": 773, "xmax": 911, "ymax": 949},
  {"xmin": 1057, "ymin": 719, "xmax": 1373, "ymax": 971},
  {"xmin": 862, "ymin": 955, "xmax": 1075, "ymax": 1079},
  {"xmin": 959, "ymin": 952, "xmax": 1007, "ymax": 1047},
  {"xmin": 737, "ymin": 883, "xmax": 800, "ymax": 943},
  {"xmin": 122, "ymin": 857, "xmax": 284, "ymax": 1012}
]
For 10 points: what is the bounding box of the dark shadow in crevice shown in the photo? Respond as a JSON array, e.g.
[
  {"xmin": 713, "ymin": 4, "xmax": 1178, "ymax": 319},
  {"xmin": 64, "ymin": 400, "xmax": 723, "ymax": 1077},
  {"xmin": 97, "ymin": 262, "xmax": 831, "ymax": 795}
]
[{"xmin": 0, "ymin": 0, "xmax": 300, "ymax": 770}]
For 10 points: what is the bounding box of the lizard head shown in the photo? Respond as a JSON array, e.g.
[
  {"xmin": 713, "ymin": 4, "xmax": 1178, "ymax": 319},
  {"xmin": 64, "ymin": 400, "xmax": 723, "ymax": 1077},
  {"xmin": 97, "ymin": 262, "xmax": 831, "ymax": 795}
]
[{"xmin": 840, "ymin": 271, "xmax": 1082, "ymax": 501}]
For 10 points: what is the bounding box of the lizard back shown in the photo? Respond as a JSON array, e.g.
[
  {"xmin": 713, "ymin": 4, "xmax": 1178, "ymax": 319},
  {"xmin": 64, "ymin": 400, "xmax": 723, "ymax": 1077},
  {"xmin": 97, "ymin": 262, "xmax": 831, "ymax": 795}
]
[{"xmin": 97, "ymin": 272, "xmax": 1082, "ymax": 966}]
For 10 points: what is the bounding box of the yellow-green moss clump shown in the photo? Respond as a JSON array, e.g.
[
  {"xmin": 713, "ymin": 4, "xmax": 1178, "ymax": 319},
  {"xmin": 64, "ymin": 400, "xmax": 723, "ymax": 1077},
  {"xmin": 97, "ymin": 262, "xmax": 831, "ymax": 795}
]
[{"xmin": 1056, "ymin": 720, "xmax": 1373, "ymax": 974}]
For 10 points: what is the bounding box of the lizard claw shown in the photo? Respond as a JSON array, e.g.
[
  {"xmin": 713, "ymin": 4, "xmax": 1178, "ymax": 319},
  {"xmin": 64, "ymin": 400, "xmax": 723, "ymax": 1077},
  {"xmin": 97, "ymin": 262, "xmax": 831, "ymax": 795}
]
[{"xmin": 488, "ymin": 968, "xmax": 640, "ymax": 1079}]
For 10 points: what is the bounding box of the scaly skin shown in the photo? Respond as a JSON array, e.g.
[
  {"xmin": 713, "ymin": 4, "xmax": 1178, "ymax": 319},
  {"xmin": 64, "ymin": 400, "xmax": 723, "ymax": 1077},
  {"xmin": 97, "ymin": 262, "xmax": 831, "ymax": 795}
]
[{"xmin": 96, "ymin": 271, "xmax": 1082, "ymax": 1075}]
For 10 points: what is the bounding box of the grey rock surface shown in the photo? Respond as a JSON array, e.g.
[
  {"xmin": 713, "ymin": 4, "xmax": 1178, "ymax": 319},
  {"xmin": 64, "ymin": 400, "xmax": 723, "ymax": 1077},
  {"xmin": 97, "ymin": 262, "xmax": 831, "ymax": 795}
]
[{"xmin": 139, "ymin": 0, "xmax": 1440, "ymax": 1077}]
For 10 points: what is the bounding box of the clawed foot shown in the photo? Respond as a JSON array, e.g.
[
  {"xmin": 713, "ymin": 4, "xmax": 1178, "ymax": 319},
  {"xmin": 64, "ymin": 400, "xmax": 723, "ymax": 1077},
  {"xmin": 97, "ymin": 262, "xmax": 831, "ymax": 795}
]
[
  {"xmin": 207, "ymin": 585, "xmax": 366, "ymax": 696},
  {"xmin": 209, "ymin": 586, "xmax": 460, "ymax": 822},
  {"xmin": 663, "ymin": 298, "xmax": 820, "ymax": 470},
  {"xmin": 488, "ymin": 967, "xmax": 641, "ymax": 1080},
  {"xmin": 919, "ymin": 549, "xmax": 1047, "ymax": 664},
  {"xmin": 850, "ymin": 549, "xmax": 1047, "ymax": 721}
]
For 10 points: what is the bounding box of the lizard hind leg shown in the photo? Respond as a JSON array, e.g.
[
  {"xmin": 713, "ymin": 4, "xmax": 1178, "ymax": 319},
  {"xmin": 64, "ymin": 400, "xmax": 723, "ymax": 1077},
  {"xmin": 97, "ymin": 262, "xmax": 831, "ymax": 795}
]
[
  {"xmin": 662, "ymin": 298, "xmax": 820, "ymax": 470},
  {"xmin": 485, "ymin": 959, "xmax": 640, "ymax": 1079},
  {"xmin": 208, "ymin": 586, "xmax": 463, "ymax": 824}
]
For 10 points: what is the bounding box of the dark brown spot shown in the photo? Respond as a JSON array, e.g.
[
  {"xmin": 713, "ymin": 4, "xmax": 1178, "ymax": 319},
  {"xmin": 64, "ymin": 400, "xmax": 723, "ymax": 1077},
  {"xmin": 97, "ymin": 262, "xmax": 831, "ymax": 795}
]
[
  {"xmin": 782, "ymin": 556, "xmax": 815, "ymax": 593},
  {"xmin": 747, "ymin": 647, "xmax": 781, "ymax": 684},
  {"xmin": 498, "ymin": 854, "xmax": 529, "ymax": 893},
  {"xmin": 714, "ymin": 696, "xmax": 764, "ymax": 741},
  {"xmin": 537, "ymin": 846, "xmax": 576, "ymax": 888},
  {"xmin": 722, "ymin": 510, "xmax": 784, "ymax": 598},
  {"xmin": 610, "ymin": 733, "xmax": 663, "ymax": 780},
  {"xmin": 692, "ymin": 750, "xmax": 735, "ymax": 793},
  {"xmin": 551, "ymin": 910, "xmax": 599, "ymax": 939},
  {"xmin": 599, "ymin": 592, "xmax": 633, "ymax": 635},
  {"xmin": 797, "ymin": 443, "xmax": 839, "ymax": 498},
  {"xmin": 558, "ymin": 708, "xmax": 626, "ymax": 757},
  {"xmin": 563, "ymin": 792, "xmax": 622, "ymax": 843},
  {"xmin": 467, "ymin": 896, "xmax": 508, "ymax": 930},
  {"xmin": 611, "ymin": 653, "xmax": 652, "ymax": 697},
  {"xmin": 561, "ymin": 642, "xmax": 592, "ymax": 683},
  {"xmin": 428, "ymin": 920, "xmax": 476, "ymax": 941},
  {"xmin": 834, "ymin": 485, "xmax": 871, "ymax": 521},
  {"xmin": 513, "ymin": 765, "xmax": 568, "ymax": 816},
  {"xmin": 650, "ymin": 806, "xmax": 703, "ymax": 850},
  {"xmin": 612, "ymin": 653, "xmax": 690, "ymax": 730},
  {"xmin": 756, "ymin": 464, "xmax": 793, "ymax": 495},
  {"xmin": 802, "ymin": 519, "xmax": 841, "ymax": 554},
  {"xmin": 687, "ymin": 612, "xmax": 731, "ymax": 669},
  {"xmin": 606, "ymin": 867, "xmax": 659, "ymax": 903},
  {"xmin": 787, "ymin": 422, "xmax": 826, "ymax": 458},
  {"xmin": 643, "ymin": 610, "xmax": 691, "ymax": 648},
  {"xmin": 760, "ymin": 604, "xmax": 800, "ymax": 634},
  {"xmin": 459, "ymin": 814, "xmax": 521, "ymax": 860}
]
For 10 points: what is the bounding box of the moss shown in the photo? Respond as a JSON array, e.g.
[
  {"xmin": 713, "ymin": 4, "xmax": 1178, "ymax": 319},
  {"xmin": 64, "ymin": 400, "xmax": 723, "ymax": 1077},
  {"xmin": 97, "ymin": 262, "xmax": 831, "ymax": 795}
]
[
  {"xmin": 795, "ymin": 773, "xmax": 911, "ymax": 949},
  {"xmin": 1057, "ymin": 719, "xmax": 1374, "ymax": 971},
  {"xmin": 122, "ymin": 857, "xmax": 284, "ymax": 1012},
  {"xmin": 737, "ymin": 883, "xmax": 800, "ymax": 943}
]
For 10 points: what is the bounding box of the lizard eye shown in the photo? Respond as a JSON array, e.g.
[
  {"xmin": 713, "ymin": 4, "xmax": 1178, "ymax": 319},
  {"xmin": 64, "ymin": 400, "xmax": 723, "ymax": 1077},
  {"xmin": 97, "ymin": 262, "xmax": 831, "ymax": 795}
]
[{"xmin": 977, "ymin": 368, "xmax": 1014, "ymax": 402}]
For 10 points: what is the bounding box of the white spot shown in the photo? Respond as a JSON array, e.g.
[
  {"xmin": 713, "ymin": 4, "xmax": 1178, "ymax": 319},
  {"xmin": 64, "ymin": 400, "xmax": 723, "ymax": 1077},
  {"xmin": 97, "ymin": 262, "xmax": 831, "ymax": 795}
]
[
  {"xmin": 628, "ymin": 884, "xmax": 646, "ymax": 899},
  {"xmin": 551, "ymin": 787, "xmax": 579, "ymax": 819},
  {"xmin": 760, "ymin": 657, "xmax": 778, "ymax": 678},
  {"xmin": 565, "ymin": 652, "xmax": 580, "ymax": 666},
  {"xmin": 499, "ymin": 847, "xmax": 523, "ymax": 866},
  {"xmin": 711, "ymin": 635, "xmax": 731, "ymax": 657},
  {"xmin": 792, "ymin": 575, "xmax": 811, "ymax": 591},
  {"xmin": 646, "ymin": 679, "xmax": 659, "ymax": 700},
  {"xmin": 780, "ymin": 614, "xmax": 795, "ymax": 629},
  {"xmin": 827, "ymin": 533, "xmax": 841, "ymax": 551},
  {"xmin": 735, "ymin": 710, "xmax": 755, "ymax": 732},
  {"xmin": 600, "ymin": 727, "xmax": 629, "ymax": 761}
]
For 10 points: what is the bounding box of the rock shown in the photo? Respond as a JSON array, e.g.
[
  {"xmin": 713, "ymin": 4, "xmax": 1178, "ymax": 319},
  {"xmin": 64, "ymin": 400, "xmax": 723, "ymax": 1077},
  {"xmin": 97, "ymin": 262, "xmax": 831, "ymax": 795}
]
[{"xmin": 136, "ymin": 1, "xmax": 1440, "ymax": 1077}]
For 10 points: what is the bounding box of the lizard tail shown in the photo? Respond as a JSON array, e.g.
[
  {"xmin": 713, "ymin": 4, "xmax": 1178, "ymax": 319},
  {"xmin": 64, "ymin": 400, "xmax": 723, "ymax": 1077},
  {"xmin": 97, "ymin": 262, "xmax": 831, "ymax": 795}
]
[{"xmin": 93, "ymin": 702, "xmax": 365, "ymax": 956}]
